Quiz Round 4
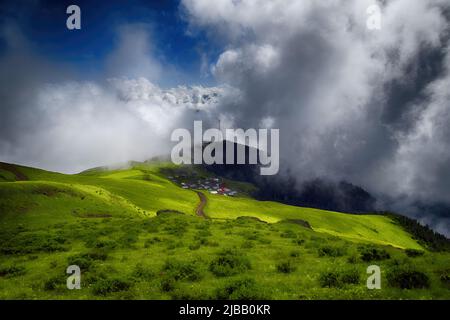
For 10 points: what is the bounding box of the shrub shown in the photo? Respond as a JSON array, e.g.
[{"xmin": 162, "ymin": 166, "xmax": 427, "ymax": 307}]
[
  {"xmin": 170, "ymin": 287, "xmax": 212, "ymax": 300},
  {"xmin": 92, "ymin": 278, "xmax": 132, "ymax": 295},
  {"xmin": 359, "ymin": 246, "xmax": 390, "ymax": 262},
  {"xmin": 87, "ymin": 249, "xmax": 108, "ymax": 261},
  {"xmin": 132, "ymin": 263, "xmax": 154, "ymax": 280},
  {"xmin": 215, "ymin": 278, "xmax": 268, "ymax": 300},
  {"xmin": 0, "ymin": 265, "xmax": 26, "ymax": 278},
  {"xmin": 188, "ymin": 243, "xmax": 201, "ymax": 250},
  {"xmin": 241, "ymin": 241, "xmax": 254, "ymax": 249},
  {"xmin": 118, "ymin": 232, "xmax": 139, "ymax": 248},
  {"xmin": 319, "ymin": 271, "xmax": 341, "ymax": 288},
  {"xmin": 405, "ymin": 249, "xmax": 425, "ymax": 258},
  {"xmin": 319, "ymin": 269, "xmax": 360, "ymax": 287},
  {"xmin": 67, "ymin": 255, "xmax": 93, "ymax": 271},
  {"xmin": 276, "ymin": 260, "xmax": 297, "ymax": 274},
  {"xmin": 166, "ymin": 240, "xmax": 183, "ymax": 250},
  {"xmin": 209, "ymin": 250, "xmax": 251, "ymax": 277},
  {"xmin": 341, "ymin": 269, "xmax": 360, "ymax": 285},
  {"xmin": 290, "ymin": 250, "xmax": 301, "ymax": 258},
  {"xmin": 93, "ymin": 239, "xmax": 117, "ymax": 250},
  {"xmin": 258, "ymin": 238, "xmax": 272, "ymax": 245},
  {"xmin": 292, "ymin": 239, "xmax": 305, "ymax": 246},
  {"xmin": 162, "ymin": 260, "xmax": 201, "ymax": 282},
  {"xmin": 318, "ymin": 246, "xmax": 345, "ymax": 257},
  {"xmin": 144, "ymin": 237, "xmax": 162, "ymax": 247},
  {"xmin": 196, "ymin": 230, "xmax": 212, "ymax": 238},
  {"xmin": 1, "ymin": 233, "xmax": 66, "ymax": 255},
  {"xmin": 280, "ymin": 230, "xmax": 297, "ymax": 239},
  {"xmin": 67, "ymin": 250, "xmax": 108, "ymax": 271},
  {"xmin": 43, "ymin": 275, "xmax": 65, "ymax": 291},
  {"xmin": 440, "ymin": 272, "xmax": 450, "ymax": 287},
  {"xmin": 387, "ymin": 268, "xmax": 430, "ymax": 289},
  {"xmin": 160, "ymin": 277, "xmax": 176, "ymax": 292}
]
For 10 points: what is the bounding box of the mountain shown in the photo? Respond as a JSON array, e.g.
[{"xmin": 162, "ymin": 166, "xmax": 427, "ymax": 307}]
[{"xmin": 200, "ymin": 140, "xmax": 376, "ymax": 213}]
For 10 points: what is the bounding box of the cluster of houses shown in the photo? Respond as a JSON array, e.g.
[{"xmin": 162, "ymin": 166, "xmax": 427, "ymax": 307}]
[{"xmin": 167, "ymin": 175, "xmax": 238, "ymax": 196}]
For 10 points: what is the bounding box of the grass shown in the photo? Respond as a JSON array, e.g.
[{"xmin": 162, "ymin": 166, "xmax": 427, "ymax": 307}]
[
  {"xmin": 204, "ymin": 193, "xmax": 423, "ymax": 249},
  {"xmin": 0, "ymin": 161, "xmax": 448, "ymax": 300}
]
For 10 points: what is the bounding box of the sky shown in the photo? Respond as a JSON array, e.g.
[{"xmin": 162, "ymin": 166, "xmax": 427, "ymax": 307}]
[{"xmin": 0, "ymin": 0, "xmax": 450, "ymax": 236}]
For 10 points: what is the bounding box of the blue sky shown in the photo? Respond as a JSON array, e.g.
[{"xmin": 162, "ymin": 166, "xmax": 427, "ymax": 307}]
[{"xmin": 0, "ymin": 0, "xmax": 216, "ymax": 85}]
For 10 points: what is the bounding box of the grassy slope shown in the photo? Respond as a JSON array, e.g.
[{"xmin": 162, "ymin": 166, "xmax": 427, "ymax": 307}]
[
  {"xmin": 1, "ymin": 161, "xmax": 449, "ymax": 300},
  {"xmin": 204, "ymin": 194, "xmax": 421, "ymax": 249},
  {"xmin": 1, "ymin": 162, "xmax": 421, "ymax": 249}
]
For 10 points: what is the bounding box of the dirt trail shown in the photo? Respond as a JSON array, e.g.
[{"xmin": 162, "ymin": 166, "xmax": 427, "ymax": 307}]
[{"xmin": 195, "ymin": 191, "xmax": 208, "ymax": 218}]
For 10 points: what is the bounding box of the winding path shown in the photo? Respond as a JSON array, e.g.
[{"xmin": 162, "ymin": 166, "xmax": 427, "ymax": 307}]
[{"xmin": 195, "ymin": 191, "xmax": 208, "ymax": 218}]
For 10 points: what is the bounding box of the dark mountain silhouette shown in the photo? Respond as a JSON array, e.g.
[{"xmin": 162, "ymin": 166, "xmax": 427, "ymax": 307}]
[{"xmin": 201, "ymin": 140, "xmax": 376, "ymax": 213}]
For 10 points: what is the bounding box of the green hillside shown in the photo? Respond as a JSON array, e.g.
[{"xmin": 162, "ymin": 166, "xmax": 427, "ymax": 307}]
[{"xmin": 0, "ymin": 161, "xmax": 449, "ymax": 299}]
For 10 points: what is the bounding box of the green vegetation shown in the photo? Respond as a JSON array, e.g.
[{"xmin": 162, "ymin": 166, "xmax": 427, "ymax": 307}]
[{"xmin": 0, "ymin": 161, "xmax": 449, "ymax": 299}]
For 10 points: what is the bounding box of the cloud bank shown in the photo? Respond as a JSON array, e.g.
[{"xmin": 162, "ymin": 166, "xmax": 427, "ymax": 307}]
[{"xmin": 181, "ymin": 0, "xmax": 450, "ymax": 235}]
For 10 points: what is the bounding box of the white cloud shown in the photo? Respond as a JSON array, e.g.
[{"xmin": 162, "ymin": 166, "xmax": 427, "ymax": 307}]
[
  {"xmin": 105, "ymin": 24, "xmax": 163, "ymax": 82},
  {"xmin": 0, "ymin": 76, "xmax": 226, "ymax": 173}
]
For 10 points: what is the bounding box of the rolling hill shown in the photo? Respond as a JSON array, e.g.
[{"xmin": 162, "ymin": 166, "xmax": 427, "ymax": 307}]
[{"xmin": 0, "ymin": 161, "xmax": 449, "ymax": 299}]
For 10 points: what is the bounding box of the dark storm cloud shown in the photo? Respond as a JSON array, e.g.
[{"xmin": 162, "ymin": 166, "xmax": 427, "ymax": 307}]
[{"xmin": 182, "ymin": 0, "xmax": 450, "ymax": 235}]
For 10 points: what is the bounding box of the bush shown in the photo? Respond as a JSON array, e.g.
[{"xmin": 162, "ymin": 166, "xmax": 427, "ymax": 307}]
[
  {"xmin": 144, "ymin": 237, "xmax": 162, "ymax": 247},
  {"xmin": 280, "ymin": 230, "xmax": 297, "ymax": 239},
  {"xmin": 292, "ymin": 239, "xmax": 305, "ymax": 246},
  {"xmin": 440, "ymin": 272, "xmax": 450, "ymax": 287},
  {"xmin": 93, "ymin": 239, "xmax": 117, "ymax": 250},
  {"xmin": 92, "ymin": 278, "xmax": 132, "ymax": 295},
  {"xmin": 290, "ymin": 250, "xmax": 301, "ymax": 258},
  {"xmin": 319, "ymin": 269, "xmax": 360, "ymax": 287},
  {"xmin": 319, "ymin": 271, "xmax": 341, "ymax": 288},
  {"xmin": 170, "ymin": 287, "xmax": 212, "ymax": 300},
  {"xmin": 160, "ymin": 277, "xmax": 176, "ymax": 293},
  {"xmin": 1, "ymin": 233, "xmax": 66, "ymax": 255},
  {"xmin": 67, "ymin": 250, "xmax": 108, "ymax": 271},
  {"xmin": 215, "ymin": 278, "xmax": 268, "ymax": 300},
  {"xmin": 87, "ymin": 249, "xmax": 108, "ymax": 261},
  {"xmin": 359, "ymin": 246, "xmax": 390, "ymax": 262},
  {"xmin": 67, "ymin": 255, "xmax": 93, "ymax": 271},
  {"xmin": 318, "ymin": 246, "xmax": 345, "ymax": 257},
  {"xmin": 209, "ymin": 249, "xmax": 251, "ymax": 277},
  {"xmin": 387, "ymin": 268, "xmax": 430, "ymax": 289},
  {"xmin": 162, "ymin": 260, "xmax": 201, "ymax": 282},
  {"xmin": 0, "ymin": 265, "xmax": 26, "ymax": 278},
  {"xmin": 43, "ymin": 275, "xmax": 65, "ymax": 291},
  {"xmin": 340, "ymin": 269, "xmax": 360, "ymax": 285},
  {"xmin": 188, "ymin": 243, "xmax": 201, "ymax": 250},
  {"xmin": 241, "ymin": 241, "xmax": 254, "ymax": 249},
  {"xmin": 405, "ymin": 249, "xmax": 425, "ymax": 258},
  {"xmin": 132, "ymin": 263, "xmax": 154, "ymax": 280},
  {"xmin": 276, "ymin": 260, "xmax": 297, "ymax": 274}
]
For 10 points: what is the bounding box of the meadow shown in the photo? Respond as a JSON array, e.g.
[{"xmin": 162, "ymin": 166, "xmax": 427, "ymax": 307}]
[{"xmin": 0, "ymin": 161, "xmax": 449, "ymax": 299}]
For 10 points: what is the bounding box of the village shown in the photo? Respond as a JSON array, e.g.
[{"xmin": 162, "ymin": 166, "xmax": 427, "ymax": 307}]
[{"xmin": 167, "ymin": 174, "xmax": 238, "ymax": 196}]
